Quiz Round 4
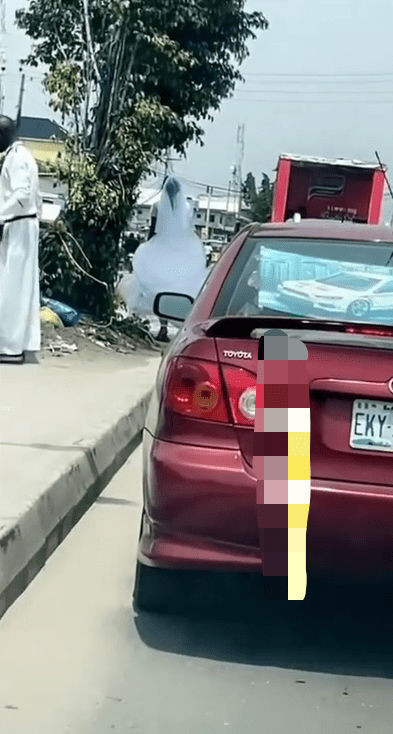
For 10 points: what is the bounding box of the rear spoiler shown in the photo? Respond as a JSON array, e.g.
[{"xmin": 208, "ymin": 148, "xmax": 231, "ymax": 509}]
[{"xmin": 204, "ymin": 316, "xmax": 393, "ymax": 339}]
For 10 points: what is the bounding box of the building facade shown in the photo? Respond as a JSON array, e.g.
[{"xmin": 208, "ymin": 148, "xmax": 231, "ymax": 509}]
[
  {"xmin": 194, "ymin": 195, "xmax": 251, "ymax": 241},
  {"xmin": 128, "ymin": 188, "xmax": 200, "ymax": 241},
  {"xmin": 18, "ymin": 117, "xmax": 68, "ymax": 200},
  {"xmin": 128, "ymin": 187, "xmax": 250, "ymax": 242},
  {"xmin": 19, "ymin": 116, "xmax": 67, "ymax": 164}
]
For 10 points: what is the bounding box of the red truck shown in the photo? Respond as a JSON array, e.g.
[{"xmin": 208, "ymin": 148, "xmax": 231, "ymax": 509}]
[{"xmin": 271, "ymin": 153, "xmax": 387, "ymax": 225}]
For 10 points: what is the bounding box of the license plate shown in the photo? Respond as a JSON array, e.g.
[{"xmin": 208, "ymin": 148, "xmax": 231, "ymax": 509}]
[{"xmin": 350, "ymin": 399, "xmax": 393, "ymax": 452}]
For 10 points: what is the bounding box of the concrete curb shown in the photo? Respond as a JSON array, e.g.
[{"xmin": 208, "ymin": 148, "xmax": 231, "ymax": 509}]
[{"xmin": 0, "ymin": 388, "xmax": 152, "ymax": 620}]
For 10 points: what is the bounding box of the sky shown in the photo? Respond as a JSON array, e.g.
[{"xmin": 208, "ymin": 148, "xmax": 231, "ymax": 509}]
[{"xmin": 3, "ymin": 0, "xmax": 393, "ymax": 221}]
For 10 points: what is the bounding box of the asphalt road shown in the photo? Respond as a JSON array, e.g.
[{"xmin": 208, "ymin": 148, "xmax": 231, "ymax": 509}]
[{"xmin": 1, "ymin": 445, "xmax": 393, "ymax": 733}]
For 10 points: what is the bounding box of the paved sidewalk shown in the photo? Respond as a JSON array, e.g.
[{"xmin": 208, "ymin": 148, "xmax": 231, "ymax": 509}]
[{"xmin": 0, "ymin": 348, "xmax": 161, "ymax": 618}]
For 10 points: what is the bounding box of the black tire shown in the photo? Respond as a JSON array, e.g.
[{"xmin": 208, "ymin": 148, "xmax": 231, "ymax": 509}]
[
  {"xmin": 346, "ymin": 299, "xmax": 370, "ymax": 319},
  {"xmin": 133, "ymin": 560, "xmax": 190, "ymax": 614}
]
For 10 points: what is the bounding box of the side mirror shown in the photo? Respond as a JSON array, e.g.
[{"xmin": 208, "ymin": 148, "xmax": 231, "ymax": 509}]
[{"xmin": 153, "ymin": 292, "xmax": 194, "ymax": 323}]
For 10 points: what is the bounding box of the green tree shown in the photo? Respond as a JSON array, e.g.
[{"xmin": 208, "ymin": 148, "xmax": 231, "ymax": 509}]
[
  {"xmin": 16, "ymin": 0, "xmax": 268, "ymax": 317},
  {"xmin": 243, "ymin": 172, "xmax": 273, "ymax": 223}
]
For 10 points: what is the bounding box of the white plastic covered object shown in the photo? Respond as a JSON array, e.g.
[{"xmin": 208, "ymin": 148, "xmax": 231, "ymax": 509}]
[
  {"xmin": 116, "ymin": 273, "xmax": 139, "ymax": 313},
  {"xmin": 40, "ymin": 202, "xmax": 62, "ymax": 223},
  {"xmin": 120, "ymin": 176, "xmax": 208, "ymax": 318}
]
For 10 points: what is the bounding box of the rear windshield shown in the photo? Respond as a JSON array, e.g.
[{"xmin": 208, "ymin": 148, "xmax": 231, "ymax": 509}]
[{"xmin": 212, "ymin": 236, "xmax": 393, "ymax": 325}]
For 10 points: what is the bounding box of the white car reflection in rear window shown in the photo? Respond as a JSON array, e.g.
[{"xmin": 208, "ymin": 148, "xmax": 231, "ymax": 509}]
[{"xmin": 213, "ymin": 237, "xmax": 393, "ymax": 325}]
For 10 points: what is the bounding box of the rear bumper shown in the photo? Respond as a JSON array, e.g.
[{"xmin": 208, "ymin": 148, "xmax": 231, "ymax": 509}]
[
  {"xmin": 139, "ymin": 513, "xmax": 263, "ymax": 572},
  {"xmin": 139, "ymin": 431, "xmax": 393, "ymax": 585}
]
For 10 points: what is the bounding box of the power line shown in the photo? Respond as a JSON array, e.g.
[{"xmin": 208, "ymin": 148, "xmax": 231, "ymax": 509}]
[
  {"xmin": 148, "ymin": 170, "xmax": 393, "ymax": 201},
  {"xmin": 229, "ymin": 98, "xmax": 393, "ymax": 104},
  {"xmin": 137, "ymin": 189, "xmax": 162, "ymax": 206},
  {"xmin": 244, "ymin": 72, "xmax": 393, "ymax": 78},
  {"xmin": 183, "ymin": 179, "xmax": 242, "ymax": 195},
  {"xmin": 235, "ymin": 89, "xmax": 393, "ymax": 95},
  {"xmin": 5, "ymin": 73, "xmax": 45, "ymax": 81},
  {"xmin": 149, "ymin": 166, "xmax": 243, "ymax": 195},
  {"xmin": 240, "ymin": 78, "xmax": 393, "ymax": 86},
  {"xmin": 8, "ymin": 69, "xmax": 393, "ymax": 79}
]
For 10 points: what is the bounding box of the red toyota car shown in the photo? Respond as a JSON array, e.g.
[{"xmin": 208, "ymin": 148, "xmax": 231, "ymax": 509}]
[{"xmin": 134, "ymin": 219, "xmax": 393, "ymax": 611}]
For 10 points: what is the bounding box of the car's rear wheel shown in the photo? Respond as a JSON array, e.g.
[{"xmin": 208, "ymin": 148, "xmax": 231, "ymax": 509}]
[{"xmin": 347, "ymin": 299, "xmax": 370, "ymax": 319}]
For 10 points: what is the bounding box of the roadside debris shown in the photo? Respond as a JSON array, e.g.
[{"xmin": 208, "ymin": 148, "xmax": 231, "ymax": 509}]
[
  {"xmin": 47, "ymin": 336, "xmax": 79, "ymax": 356},
  {"xmin": 41, "ymin": 297, "xmax": 81, "ymax": 327},
  {"xmin": 41, "ymin": 312, "xmax": 161, "ymax": 359},
  {"xmin": 40, "ymin": 306, "xmax": 63, "ymax": 329}
]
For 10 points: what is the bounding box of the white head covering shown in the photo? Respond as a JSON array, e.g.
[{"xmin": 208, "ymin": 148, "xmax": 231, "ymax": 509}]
[
  {"xmin": 128, "ymin": 175, "xmax": 208, "ymax": 315},
  {"xmin": 155, "ymin": 176, "xmax": 194, "ymax": 240}
]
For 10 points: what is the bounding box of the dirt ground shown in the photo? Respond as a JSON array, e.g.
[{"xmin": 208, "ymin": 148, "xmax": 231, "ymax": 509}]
[{"xmin": 36, "ymin": 315, "xmax": 177, "ymax": 371}]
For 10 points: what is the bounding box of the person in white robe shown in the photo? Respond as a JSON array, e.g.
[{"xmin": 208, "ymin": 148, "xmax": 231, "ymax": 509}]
[
  {"xmin": 0, "ymin": 116, "xmax": 42, "ymax": 363},
  {"xmin": 118, "ymin": 176, "xmax": 207, "ymax": 341}
]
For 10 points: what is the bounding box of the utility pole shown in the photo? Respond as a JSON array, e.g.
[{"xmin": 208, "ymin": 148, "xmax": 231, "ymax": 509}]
[
  {"xmin": 164, "ymin": 148, "xmax": 171, "ymax": 176},
  {"xmin": 226, "ymin": 180, "xmax": 232, "ymax": 238},
  {"xmin": 0, "ymin": 0, "xmax": 6, "ymax": 114},
  {"xmin": 230, "ymin": 123, "xmax": 245, "ymax": 234},
  {"xmin": 15, "ymin": 72, "xmax": 25, "ymax": 133},
  {"xmin": 236, "ymin": 123, "xmax": 245, "ymax": 221},
  {"xmin": 205, "ymin": 185, "xmax": 213, "ymax": 240},
  {"xmin": 164, "ymin": 147, "xmax": 182, "ymax": 178}
]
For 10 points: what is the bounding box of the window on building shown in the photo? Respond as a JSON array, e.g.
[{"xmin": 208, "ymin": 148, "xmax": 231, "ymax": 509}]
[{"xmin": 210, "ymin": 214, "xmax": 215, "ymax": 223}]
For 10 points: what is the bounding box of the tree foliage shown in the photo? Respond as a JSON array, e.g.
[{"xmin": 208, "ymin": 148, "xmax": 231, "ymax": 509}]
[
  {"xmin": 16, "ymin": 0, "xmax": 268, "ymax": 316},
  {"xmin": 243, "ymin": 172, "xmax": 273, "ymax": 224}
]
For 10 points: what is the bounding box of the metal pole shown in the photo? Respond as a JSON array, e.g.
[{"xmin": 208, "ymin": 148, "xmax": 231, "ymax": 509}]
[
  {"xmin": 165, "ymin": 147, "xmax": 176, "ymax": 176},
  {"xmin": 0, "ymin": 0, "xmax": 6, "ymax": 114},
  {"xmin": 236, "ymin": 123, "xmax": 245, "ymax": 227},
  {"xmin": 15, "ymin": 72, "xmax": 25, "ymax": 133},
  {"xmin": 206, "ymin": 186, "xmax": 212, "ymax": 240},
  {"xmin": 226, "ymin": 180, "xmax": 232, "ymax": 237},
  {"xmin": 375, "ymin": 151, "xmax": 393, "ymax": 225},
  {"xmin": 237, "ymin": 180, "xmax": 243, "ymax": 222}
]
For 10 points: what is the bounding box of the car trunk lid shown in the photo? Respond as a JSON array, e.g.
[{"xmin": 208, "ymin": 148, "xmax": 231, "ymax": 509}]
[{"xmin": 207, "ymin": 317, "xmax": 393, "ymax": 485}]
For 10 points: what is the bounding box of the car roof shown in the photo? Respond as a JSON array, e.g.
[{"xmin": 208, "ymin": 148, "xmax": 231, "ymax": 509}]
[
  {"xmin": 277, "ymin": 153, "xmax": 387, "ymax": 170},
  {"xmin": 249, "ymin": 220, "xmax": 393, "ymax": 242},
  {"xmin": 319, "ymin": 272, "xmax": 385, "ymax": 278},
  {"xmin": 287, "ymin": 272, "xmax": 386, "ymax": 284}
]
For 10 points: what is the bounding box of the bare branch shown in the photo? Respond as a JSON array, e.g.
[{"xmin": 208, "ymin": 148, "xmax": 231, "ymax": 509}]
[
  {"xmin": 59, "ymin": 234, "xmax": 108, "ymax": 289},
  {"xmin": 65, "ymin": 229, "xmax": 93, "ymax": 268},
  {"xmin": 81, "ymin": 0, "xmax": 101, "ymax": 85},
  {"xmin": 54, "ymin": 33, "xmax": 69, "ymax": 62},
  {"xmin": 105, "ymin": 28, "xmax": 125, "ymax": 139},
  {"xmin": 117, "ymin": 173, "xmax": 126, "ymax": 204},
  {"xmin": 118, "ymin": 38, "xmax": 139, "ymax": 111},
  {"xmin": 95, "ymin": 33, "xmax": 139, "ymax": 175}
]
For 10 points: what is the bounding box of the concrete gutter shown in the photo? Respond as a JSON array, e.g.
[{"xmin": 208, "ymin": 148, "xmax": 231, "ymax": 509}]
[{"xmin": 0, "ymin": 354, "xmax": 160, "ymax": 619}]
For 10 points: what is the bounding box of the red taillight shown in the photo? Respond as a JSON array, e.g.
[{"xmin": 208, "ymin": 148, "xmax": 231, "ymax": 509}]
[
  {"xmin": 221, "ymin": 366, "xmax": 256, "ymax": 426},
  {"xmin": 164, "ymin": 358, "xmax": 229, "ymax": 422},
  {"xmin": 345, "ymin": 326, "xmax": 393, "ymax": 338},
  {"xmin": 163, "ymin": 358, "xmax": 257, "ymax": 425}
]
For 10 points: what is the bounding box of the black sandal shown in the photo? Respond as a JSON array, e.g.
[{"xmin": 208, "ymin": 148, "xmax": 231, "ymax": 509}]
[
  {"xmin": 156, "ymin": 328, "xmax": 170, "ymax": 343},
  {"xmin": 0, "ymin": 353, "xmax": 25, "ymax": 364}
]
